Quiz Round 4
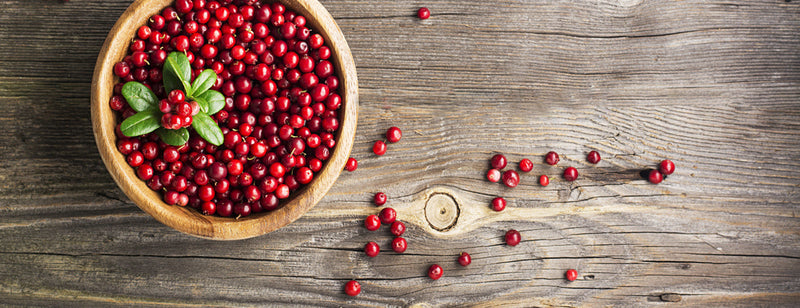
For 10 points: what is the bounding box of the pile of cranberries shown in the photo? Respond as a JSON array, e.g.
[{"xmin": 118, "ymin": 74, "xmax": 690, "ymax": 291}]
[{"xmin": 111, "ymin": 0, "xmax": 343, "ymax": 217}]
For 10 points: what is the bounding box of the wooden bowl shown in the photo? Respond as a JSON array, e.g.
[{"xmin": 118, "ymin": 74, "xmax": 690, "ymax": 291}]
[{"xmin": 91, "ymin": 0, "xmax": 358, "ymax": 240}]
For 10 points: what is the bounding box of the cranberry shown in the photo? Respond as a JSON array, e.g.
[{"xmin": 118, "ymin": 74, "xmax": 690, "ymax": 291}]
[
  {"xmin": 201, "ymin": 201, "xmax": 216, "ymax": 215},
  {"xmin": 379, "ymin": 207, "xmax": 397, "ymax": 224},
  {"xmin": 373, "ymin": 140, "xmax": 387, "ymax": 156},
  {"xmin": 587, "ymin": 151, "xmax": 601, "ymax": 164},
  {"xmin": 364, "ymin": 214, "xmax": 381, "ymax": 231},
  {"xmin": 386, "ymin": 127, "xmax": 402, "ymax": 143},
  {"xmin": 565, "ymin": 269, "xmax": 578, "ymax": 281},
  {"xmin": 545, "ymin": 151, "xmax": 560, "ymax": 165},
  {"xmin": 373, "ymin": 192, "xmax": 387, "ymax": 206},
  {"xmin": 490, "ymin": 154, "xmax": 507, "ymax": 170},
  {"xmin": 519, "ymin": 158, "xmax": 533, "ymax": 172},
  {"xmin": 648, "ymin": 169, "xmax": 663, "ymax": 184},
  {"xmin": 563, "ymin": 167, "xmax": 578, "ymax": 181},
  {"xmin": 539, "ymin": 175, "xmax": 550, "ymax": 186},
  {"xmin": 502, "ymin": 170, "xmax": 520, "ymax": 188},
  {"xmin": 344, "ymin": 280, "xmax": 361, "ymax": 297},
  {"xmin": 486, "ymin": 169, "xmax": 501, "ymax": 183},
  {"xmin": 344, "ymin": 157, "xmax": 358, "ymax": 172},
  {"xmin": 458, "ymin": 252, "xmax": 471, "ymax": 267},
  {"xmin": 428, "ymin": 264, "xmax": 442, "ymax": 280},
  {"xmin": 505, "ymin": 229, "xmax": 521, "ymax": 246},
  {"xmin": 126, "ymin": 151, "xmax": 144, "ymax": 167},
  {"xmin": 364, "ymin": 241, "xmax": 380, "ymax": 257},
  {"xmin": 659, "ymin": 159, "xmax": 675, "ymax": 175},
  {"xmin": 491, "ymin": 197, "xmax": 506, "ymax": 212},
  {"xmin": 391, "ymin": 237, "xmax": 407, "ymax": 253},
  {"xmin": 390, "ymin": 221, "xmax": 405, "ymax": 236},
  {"xmin": 417, "ymin": 7, "xmax": 431, "ymax": 19}
]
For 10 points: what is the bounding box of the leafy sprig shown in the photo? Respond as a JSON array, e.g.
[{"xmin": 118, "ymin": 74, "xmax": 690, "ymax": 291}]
[{"xmin": 119, "ymin": 52, "xmax": 224, "ymax": 146}]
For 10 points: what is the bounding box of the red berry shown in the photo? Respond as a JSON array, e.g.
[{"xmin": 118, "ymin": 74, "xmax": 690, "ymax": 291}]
[
  {"xmin": 648, "ymin": 169, "xmax": 663, "ymax": 184},
  {"xmin": 519, "ymin": 158, "xmax": 533, "ymax": 172},
  {"xmin": 345, "ymin": 157, "xmax": 358, "ymax": 172},
  {"xmin": 390, "ymin": 221, "xmax": 406, "ymax": 236},
  {"xmin": 386, "ymin": 126, "xmax": 402, "ymax": 143},
  {"xmin": 428, "ymin": 264, "xmax": 442, "ymax": 280},
  {"xmin": 201, "ymin": 201, "xmax": 216, "ymax": 215},
  {"xmin": 486, "ymin": 169, "xmax": 501, "ymax": 183},
  {"xmin": 565, "ymin": 269, "xmax": 578, "ymax": 281},
  {"xmin": 364, "ymin": 214, "xmax": 381, "ymax": 231},
  {"xmin": 168, "ymin": 89, "xmax": 185, "ymax": 103},
  {"xmin": 505, "ymin": 229, "xmax": 521, "ymax": 246},
  {"xmin": 502, "ymin": 170, "xmax": 520, "ymax": 188},
  {"xmin": 379, "ymin": 207, "xmax": 397, "ymax": 224},
  {"xmin": 373, "ymin": 192, "xmax": 387, "ymax": 206},
  {"xmin": 563, "ymin": 167, "xmax": 578, "ymax": 181},
  {"xmin": 491, "ymin": 197, "xmax": 506, "ymax": 212},
  {"xmin": 391, "ymin": 237, "xmax": 407, "ymax": 253},
  {"xmin": 458, "ymin": 252, "xmax": 471, "ymax": 267},
  {"xmin": 344, "ymin": 280, "xmax": 361, "ymax": 296},
  {"xmin": 545, "ymin": 151, "xmax": 560, "ymax": 165},
  {"xmin": 417, "ymin": 7, "xmax": 430, "ymax": 19},
  {"xmin": 364, "ymin": 241, "xmax": 380, "ymax": 257},
  {"xmin": 490, "ymin": 154, "xmax": 507, "ymax": 169},
  {"xmin": 373, "ymin": 140, "xmax": 387, "ymax": 155},
  {"xmin": 539, "ymin": 175, "xmax": 550, "ymax": 186},
  {"xmin": 587, "ymin": 151, "xmax": 601, "ymax": 164},
  {"xmin": 659, "ymin": 159, "xmax": 675, "ymax": 175}
]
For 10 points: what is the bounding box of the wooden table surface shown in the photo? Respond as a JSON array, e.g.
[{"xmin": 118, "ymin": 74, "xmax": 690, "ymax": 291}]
[{"xmin": 1, "ymin": 0, "xmax": 799, "ymax": 306}]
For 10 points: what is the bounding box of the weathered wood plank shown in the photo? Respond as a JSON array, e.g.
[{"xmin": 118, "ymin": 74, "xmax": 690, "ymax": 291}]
[{"xmin": 0, "ymin": 0, "xmax": 799, "ymax": 306}]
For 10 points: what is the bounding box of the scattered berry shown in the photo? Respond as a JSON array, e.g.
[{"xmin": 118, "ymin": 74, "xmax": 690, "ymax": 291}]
[
  {"xmin": 519, "ymin": 158, "xmax": 533, "ymax": 172},
  {"xmin": 374, "ymin": 192, "xmax": 387, "ymax": 206},
  {"xmin": 491, "ymin": 197, "xmax": 506, "ymax": 212},
  {"xmin": 490, "ymin": 154, "xmax": 507, "ymax": 170},
  {"xmin": 486, "ymin": 169, "xmax": 501, "ymax": 183},
  {"xmin": 563, "ymin": 167, "xmax": 578, "ymax": 181},
  {"xmin": 458, "ymin": 252, "xmax": 471, "ymax": 266},
  {"xmin": 386, "ymin": 126, "xmax": 402, "ymax": 143},
  {"xmin": 364, "ymin": 214, "xmax": 381, "ymax": 231},
  {"xmin": 417, "ymin": 7, "xmax": 430, "ymax": 20},
  {"xmin": 390, "ymin": 221, "xmax": 406, "ymax": 236},
  {"xmin": 428, "ymin": 264, "xmax": 443, "ymax": 280},
  {"xmin": 545, "ymin": 151, "xmax": 560, "ymax": 165},
  {"xmin": 505, "ymin": 229, "xmax": 521, "ymax": 246},
  {"xmin": 648, "ymin": 169, "xmax": 663, "ymax": 184},
  {"xmin": 345, "ymin": 157, "xmax": 358, "ymax": 171},
  {"xmin": 344, "ymin": 280, "xmax": 361, "ymax": 296},
  {"xmin": 659, "ymin": 159, "xmax": 675, "ymax": 175},
  {"xmin": 391, "ymin": 237, "xmax": 407, "ymax": 253},
  {"xmin": 587, "ymin": 151, "xmax": 601, "ymax": 164},
  {"xmin": 364, "ymin": 241, "xmax": 380, "ymax": 257},
  {"xmin": 539, "ymin": 175, "xmax": 550, "ymax": 186},
  {"xmin": 373, "ymin": 140, "xmax": 387, "ymax": 155},
  {"xmin": 565, "ymin": 269, "xmax": 578, "ymax": 281},
  {"xmin": 502, "ymin": 170, "xmax": 520, "ymax": 187},
  {"xmin": 379, "ymin": 207, "xmax": 397, "ymax": 224}
]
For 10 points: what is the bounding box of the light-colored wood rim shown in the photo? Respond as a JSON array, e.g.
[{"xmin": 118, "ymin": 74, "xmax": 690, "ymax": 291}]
[{"xmin": 91, "ymin": 0, "xmax": 358, "ymax": 240}]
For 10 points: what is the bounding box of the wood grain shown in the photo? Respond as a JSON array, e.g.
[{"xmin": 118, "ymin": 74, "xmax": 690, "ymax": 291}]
[{"xmin": 1, "ymin": 0, "xmax": 799, "ymax": 306}]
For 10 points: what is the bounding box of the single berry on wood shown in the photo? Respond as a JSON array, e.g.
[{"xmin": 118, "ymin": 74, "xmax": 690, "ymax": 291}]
[
  {"xmin": 545, "ymin": 151, "xmax": 560, "ymax": 165},
  {"xmin": 539, "ymin": 175, "xmax": 550, "ymax": 186},
  {"xmin": 490, "ymin": 154, "xmax": 507, "ymax": 170},
  {"xmin": 379, "ymin": 207, "xmax": 397, "ymax": 224},
  {"xmin": 390, "ymin": 221, "xmax": 406, "ymax": 236},
  {"xmin": 502, "ymin": 170, "xmax": 520, "ymax": 187},
  {"xmin": 374, "ymin": 192, "xmax": 387, "ymax": 206},
  {"xmin": 565, "ymin": 269, "xmax": 578, "ymax": 281},
  {"xmin": 563, "ymin": 167, "xmax": 578, "ymax": 181},
  {"xmin": 364, "ymin": 241, "xmax": 380, "ymax": 257},
  {"xmin": 344, "ymin": 280, "xmax": 361, "ymax": 296},
  {"xmin": 391, "ymin": 237, "xmax": 407, "ymax": 253},
  {"xmin": 458, "ymin": 252, "xmax": 471, "ymax": 266},
  {"xmin": 659, "ymin": 159, "xmax": 675, "ymax": 175},
  {"xmin": 487, "ymin": 169, "xmax": 501, "ymax": 183},
  {"xmin": 386, "ymin": 126, "xmax": 402, "ymax": 143},
  {"xmin": 417, "ymin": 7, "xmax": 431, "ymax": 19},
  {"xmin": 519, "ymin": 158, "xmax": 533, "ymax": 172},
  {"xmin": 505, "ymin": 229, "xmax": 521, "ymax": 246},
  {"xmin": 364, "ymin": 214, "xmax": 381, "ymax": 231},
  {"xmin": 648, "ymin": 169, "xmax": 663, "ymax": 184},
  {"xmin": 428, "ymin": 264, "xmax": 443, "ymax": 280},
  {"xmin": 491, "ymin": 197, "xmax": 506, "ymax": 212}
]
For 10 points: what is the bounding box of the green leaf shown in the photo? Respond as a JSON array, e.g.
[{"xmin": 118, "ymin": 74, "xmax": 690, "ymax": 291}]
[
  {"xmin": 190, "ymin": 69, "xmax": 216, "ymax": 97},
  {"xmin": 162, "ymin": 68, "xmax": 183, "ymax": 94},
  {"xmin": 191, "ymin": 112, "xmax": 223, "ymax": 146},
  {"xmin": 163, "ymin": 52, "xmax": 192, "ymax": 95},
  {"xmin": 121, "ymin": 82, "xmax": 158, "ymax": 112},
  {"xmin": 155, "ymin": 127, "xmax": 189, "ymax": 146},
  {"xmin": 192, "ymin": 95, "xmax": 209, "ymax": 114},
  {"xmin": 194, "ymin": 90, "xmax": 225, "ymax": 115},
  {"xmin": 120, "ymin": 110, "xmax": 161, "ymax": 137}
]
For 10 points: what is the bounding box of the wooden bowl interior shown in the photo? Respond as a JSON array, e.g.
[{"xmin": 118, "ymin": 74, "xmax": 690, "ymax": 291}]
[{"xmin": 91, "ymin": 0, "xmax": 357, "ymax": 240}]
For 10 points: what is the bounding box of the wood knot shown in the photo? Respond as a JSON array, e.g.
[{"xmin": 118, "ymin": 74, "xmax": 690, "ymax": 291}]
[
  {"xmin": 424, "ymin": 193, "xmax": 459, "ymax": 231},
  {"xmin": 660, "ymin": 293, "xmax": 682, "ymax": 302}
]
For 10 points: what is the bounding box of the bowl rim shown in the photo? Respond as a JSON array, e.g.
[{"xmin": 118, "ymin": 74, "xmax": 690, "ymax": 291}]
[{"xmin": 91, "ymin": 0, "xmax": 358, "ymax": 240}]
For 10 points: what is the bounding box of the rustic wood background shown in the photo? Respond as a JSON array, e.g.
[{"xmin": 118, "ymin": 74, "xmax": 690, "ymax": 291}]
[{"xmin": 1, "ymin": 0, "xmax": 799, "ymax": 306}]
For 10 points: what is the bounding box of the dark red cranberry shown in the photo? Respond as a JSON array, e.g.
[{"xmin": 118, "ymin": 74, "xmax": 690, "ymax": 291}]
[
  {"xmin": 587, "ymin": 151, "xmax": 601, "ymax": 164},
  {"xmin": 659, "ymin": 160, "xmax": 675, "ymax": 175},
  {"xmin": 137, "ymin": 164, "xmax": 154, "ymax": 180},
  {"xmin": 539, "ymin": 175, "xmax": 549, "ymax": 186},
  {"xmin": 490, "ymin": 154, "xmax": 507, "ymax": 169},
  {"xmin": 275, "ymin": 184, "xmax": 290, "ymax": 199},
  {"xmin": 390, "ymin": 221, "xmax": 405, "ymax": 236},
  {"xmin": 373, "ymin": 140, "xmax": 387, "ymax": 156},
  {"xmin": 458, "ymin": 252, "xmax": 471, "ymax": 267},
  {"xmin": 563, "ymin": 167, "xmax": 578, "ymax": 181},
  {"xmin": 364, "ymin": 214, "xmax": 381, "ymax": 231},
  {"xmin": 428, "ymin": 264, "xmax": 442, "ymax": 280},
  {"xmin": 373, "ymin": 192, "xmax": 387, "ymax": 206},
  {"xmin": 386, "ymin": 126, "xmax": 402, "ymax": 143},
  {"xmin": 126, "ymin": 151, "xmax": 144, "ymax": 167},
  {"xmin": 491, "ymin": 197, "xmax": 506, "ymax": 212},
  {"xmin": 391, "ymin": 237, "xmax": 407, "ymax": 253},
  {"xmin": 486, "ymin": 169, "xmax": 501, "ymax": 183},
  {"xmin": 344, "ymin": 157, "xmax": 357, "ymax": 172},
  {"xmin": 201, "ymin": 201, "xmax": 216, "ymax": 215},
  {"xmin": 502, "ymin": 170, "xmax": 520, "ymax": 188},
  {"xmin": 216, "ymin": 200, "xmax": 234, "ymax": 217},
  {"xmin": 417, "ymin": 7, "xmax": 431, "ymax": 19},
  {"xmin": 362, "ymin": 241, "xmax": 381, "ymax": 258},
  {"xmin": 379, "ymin": 207, "xmax": 397, "ymax": 224},
  {"xmin": 519, "ymin": 158, "xmax": 533, "ymax": 172},
  {"xmin": 344, "ymin": 280, "xmax": 360, "ymax": 297},
  {"xmin": 505, "ymin": 229, "xmax": 521, "ymax": 246},
  {"xmin": 566, "ymin": 269, "xmax": 578, "ymax": 281},
  {"xmin": 545, "ymin": 151, "xmax": 560, "ymax": 165},
  {"xmin": 648, "ymin": 169, "xmax": 663, "ymax": 184}
]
